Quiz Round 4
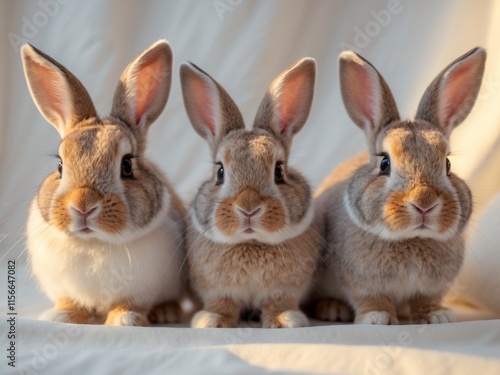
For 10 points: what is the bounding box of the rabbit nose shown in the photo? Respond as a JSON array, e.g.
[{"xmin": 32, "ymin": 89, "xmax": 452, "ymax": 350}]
[
  {"xmin": 410, "ymin": 202, "xmax": 437, "ymax": 215},
  {"xmin": 70, "ymin": 205, "xmax": 98, "ymax": 219},
  {"xmin": 237, "ymin": 207, "xmax": 261, "ymax": 218}
]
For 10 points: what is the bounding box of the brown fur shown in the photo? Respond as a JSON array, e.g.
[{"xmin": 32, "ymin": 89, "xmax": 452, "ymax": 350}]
[
  {"xmin": 181, "ymin": 58, "xmax": 319, "ymax": 328},
  {"xmin": 215, "ymin": 189, "xmax": 287, "ymax": 236},
  {"xmin": 203, "ymin": 298, "xmax": 240, "ymax": 328},
  {"xmin": 259, "ymin": 196, "xmax": 286, "ymax": 232},
  {"xmin": 384, "ymin": 190, "xmax": 412, "ymax": 231},
  {"xmin": 187, "ymin": 222, "xmax": 322, "ymax": 327},
  {"xmin": 37, "ymin": 119, "xmax": 170, "ymax": 234},
  {"xmin": 315, "ymin": 299, "xmax": 354, "ymax": 322},
  {"xmin": 148, "ymin": 300, "xmax": 183, "ymax": 324},
  {"xmin": 262, "ymin": 295, "xmax": 299, "ymax": 328},
  {"xmin": 313, "ymin": 48, "xmax": 485, "ymax": 324},
  {"xmin": 55, "ymin": 298, "xmax": 95, "ymax": 324},
  {"xmin": 409, "ymin": 294, "xmax": 448, "ymax": 323},
  {"xmin": 215, "ymin": 198, "xmax": 241, "ymax": 236},
  {"xmin": 23, "ymin": 41, "xmax": 188, "ymax": 326},
  {"xmin": 23, "ymin": 42, "xmax": 186, "ymax": 237}
]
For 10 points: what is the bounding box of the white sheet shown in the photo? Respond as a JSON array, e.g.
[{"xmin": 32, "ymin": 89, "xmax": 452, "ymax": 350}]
[
  {"xmin": 1, "ymin": 0, "xmax": 500, "ymax": 374},
  {"xmin": 3, "ymin": 315, "xmax": 500, "ymax": 375}
]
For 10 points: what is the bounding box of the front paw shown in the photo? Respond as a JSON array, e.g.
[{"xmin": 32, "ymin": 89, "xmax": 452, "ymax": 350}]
[
  {"xmin": 264, "ymin": 310, "xmax": 309, "ymax": 328},
  {"xmin": 316, "ymin": 299, "xmax": 354, "ymax": 322},
  {"xmin": 191, "ymin": 310, "xmax": 237, "ymax": 328},
  {"xmin": 105, "ymin": 310, "xmax": 149, "ymax": 326},
  {"xmin": 411, "ymin": 308, "xmax": 456, "ymax": 324},
  {"xmin": 355, "ymin": 311, "xmax": 399, "ymax": 325}
]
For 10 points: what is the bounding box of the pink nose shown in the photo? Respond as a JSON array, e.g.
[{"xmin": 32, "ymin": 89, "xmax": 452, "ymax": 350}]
[
  {"xmin": 237, "ymin": 207, "xmax": 261, "ymax": 218},
  {"xmin": 410, "ymin": 202, "xmax": 437, "ymax": 215},
  {"xmin": 70, "ymin": 206, "xmax": 98, "ymax": 219}
]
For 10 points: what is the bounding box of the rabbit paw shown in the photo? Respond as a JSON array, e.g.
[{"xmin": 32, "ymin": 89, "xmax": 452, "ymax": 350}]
[
  {"xmin": 316, "ymin": 299, "xmax": 354, "ymax": 322},
  {"xmin": 355, "ymin": 311, "xmax": 398, "ymax": 325},
  {"xmin": 105, "ymin": 310, "xmax": 149, "ymax": 326},
  {"xmin": 191, "ymin": 310, "xmax": 237, "ymax": 328},
  {"xmin": 411, "ymin": 309, "xmax": 456, "ymax": 324},
  {"xmin": 265, "ymin": 310, "xmax": 309, "ymax": 328},
  {"xmin": 149, "ymin": 301, "xmax": 182, "ymax": 324}
]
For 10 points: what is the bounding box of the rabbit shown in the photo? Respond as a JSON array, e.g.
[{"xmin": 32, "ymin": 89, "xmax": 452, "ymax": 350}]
[
  {"xmin": 22, "ymin": 40, "xmax": 187, "ymax": 326},
  {"xmin": 179, "ymin": 58, "xmax": 322, "ymax": 328},
  {"xmin": 313, "ymin": 47, "xmax": 486, "ymax": 325}
]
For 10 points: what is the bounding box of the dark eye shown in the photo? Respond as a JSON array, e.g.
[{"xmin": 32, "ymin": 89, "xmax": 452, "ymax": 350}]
[
  {"xmin": 216, "ymin": 163, "xmax": 224, "ymax": 185},
  {"xmin": 446, "ymin": 158, "xmax": 451, "ymax": 176},
  {"xmin": 57, "ymin": 159, "xmax": 63, "ymax": 178},
  {"xmin": 379, "ymin": 154, "xmax": 391, "ymax": 175},
  {"xmin": 275, "ymin": 162, "xmax": 285, "ymax": 184},
  {"xmin": 121, "ymin": 154, "xmax": 134, "ymax": 179}
]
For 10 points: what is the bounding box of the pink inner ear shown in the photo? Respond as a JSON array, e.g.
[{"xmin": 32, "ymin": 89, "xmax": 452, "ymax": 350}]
[
  {"xmin": 440, "ymin": 59, "xmax": 479, "ymax": 128},
  {"xmin": 278, "ymin": 72, "xmax": 310, "ymax": 134},
  {"xmin": 188, "ymin": 76, "xmax": 216, "ymax": 136},
  {"xmin": 345, "ymin": 62, "xmax": 378, "ymax": 130},
  {"xmin": 31, "ymin": 63, "xmax": 70, "ymax": 127},
  {"xmin": 134, "ymin": 57, "xmax": 164, "ymax": 125}
]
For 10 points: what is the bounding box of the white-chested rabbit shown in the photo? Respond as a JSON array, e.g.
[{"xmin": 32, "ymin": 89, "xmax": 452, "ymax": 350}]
[
  {"xmin": 23, "ymin": 40, "xmax": 187, "ymax": 326},
  {"xmin": 313, "ymin": 47, "xmax": 485, "ymax": 324},
  {"xmin": 180, "ymin": 58, "xmax": 321, "ymax": 328}
]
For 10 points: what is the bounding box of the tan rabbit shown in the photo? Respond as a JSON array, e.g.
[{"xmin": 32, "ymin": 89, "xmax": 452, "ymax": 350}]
[
  {"xmin": 23, "ymin": 40, "xmax": 187, "ymax": 326},
  {"xmin": 180, "ymin": 58, "xmax": 322, "ymax": 328},
  {"xmin": 313, "ymin": 47, "xmax": 486, "ymax": 325}
]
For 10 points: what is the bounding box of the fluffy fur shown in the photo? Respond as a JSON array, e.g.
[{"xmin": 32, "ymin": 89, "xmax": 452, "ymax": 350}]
[
  {"xmin": 181, "ymin": 58, "xmax": 322, "ymax": 328},
  {"xmin": 313, "ymin": 47, "xmax": 486, "ymax": 325},
  {"xmin": 23, "ymin": 41, "xmax": 187, "ymax": 326}
]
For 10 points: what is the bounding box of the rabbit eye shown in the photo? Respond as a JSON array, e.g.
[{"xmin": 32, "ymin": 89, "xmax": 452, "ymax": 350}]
[
  {"xmin": 121, "ymin": 154, "xmax": 134, "ymax": 179},
  {"xmin": 446, "ymin": 158, "xmax": 451, "ymax": 176},
  {"xmin": 216, "ymin": 163, "xmax": 224, "ymax": 185},
  {"xmin": 275, "ymin": 162, "xmax": 285, "ymax": 184},
  {"xmin": 57, "ymin": 159, "xmax": 63, "ymax": 178},
  {"xmin": 379, "ymin": 154, "xmax": 391, "ymax": 176}
]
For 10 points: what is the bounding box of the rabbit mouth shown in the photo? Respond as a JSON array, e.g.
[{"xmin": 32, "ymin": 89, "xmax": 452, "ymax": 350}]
[
  {"xmin": 70, "ymin": 225, "xmax": 95, "ymax": 237},
  {"xmin": 416, "ymin": 224, "xmax": 429, "ymax": 230},
  {"xmin": 243, "ymin": 227, "xmax": 255, "ymax": 234},
  {"xmin": 413, "ymin": 213, "xmax": 436, "ymax": 231},
  {"xmin": 72, "ymin": 219, "xmax": 96, "ymax": 235}
]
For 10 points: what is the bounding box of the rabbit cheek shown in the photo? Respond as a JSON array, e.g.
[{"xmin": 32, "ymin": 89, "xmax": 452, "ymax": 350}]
[
  {"xmin": 437, "ymin": 191, "xmax": 459, "ymax": 233},
  {"xmin": 215, "ymin": 198, "xmax": 240, "ymax": 236},
  {"xmin": 52, "ymin": 198, "xmax": 73, "ymax": 233},
  {"xmin": 38, "ymin": 173, "xmax": 61, "ymax": 223},
  {"xmin": 96, "ymin": 194, "xmax": 127, "ymax": 233},
  {"xmin": 260, "ymin": 198, "xmax": 286, "ymax": 232},
  {"xmin": 384, "ymin": 191, "xmax": 412, "ymax": 231}
]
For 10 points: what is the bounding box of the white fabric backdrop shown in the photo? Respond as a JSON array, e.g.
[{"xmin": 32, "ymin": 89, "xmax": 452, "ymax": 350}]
[{"xmin": 1, "ymin": 0, "xmax": 500, "ymax": 374}]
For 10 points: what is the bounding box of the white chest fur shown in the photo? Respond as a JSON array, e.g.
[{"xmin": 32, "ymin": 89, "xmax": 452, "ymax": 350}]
[{"xmin": 27, "ymin": 199, "xmax": 183, "ymax": 314}]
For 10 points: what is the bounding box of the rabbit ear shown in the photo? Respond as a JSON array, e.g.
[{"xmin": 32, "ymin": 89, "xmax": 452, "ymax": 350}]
[
  {"xmin": 21, "ymin": 44, "xmax": 97, "ymax": 138},
  {"xmin": 180, "ymin": 62, "xmax": 244, "ymax": 149},
  {"xmin": 339, "ymin": 51, "xmax": 400, "ymax": 138},
  {"xmin": 416, "ymin": 47, "xmax": 486, "ymax": 136},
  {"xmin": 111, "ymin": 40, "xmax": 172, "ymax": 136},
  {"xmin": 253, "ymin": 58, "xmax": 316, "ymax": 146}
]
